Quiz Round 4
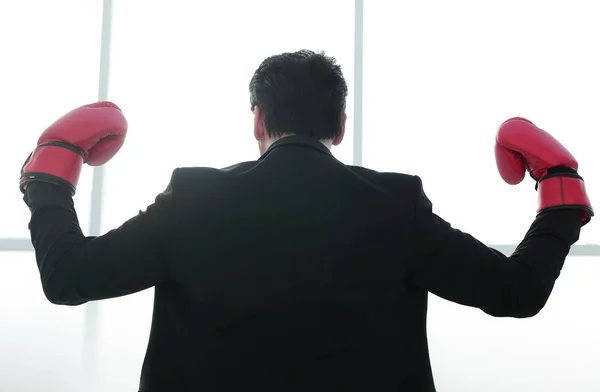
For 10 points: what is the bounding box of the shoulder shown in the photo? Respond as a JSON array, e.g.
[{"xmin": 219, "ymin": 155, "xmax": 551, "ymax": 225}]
[
  {"xmin": 172, "ymin": 161, "xmax": 258, "ymax": 181},
  {"xmin": 345, "ymin": 165, "xmax": 424, "ymax": 196},
  {"xmin": 166, "ymin": 161, "xmax": 259, "ymax": 194}
]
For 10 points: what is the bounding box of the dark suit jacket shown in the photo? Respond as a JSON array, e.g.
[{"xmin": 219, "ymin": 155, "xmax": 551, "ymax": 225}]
[{"xmin": 25, "ymin": 135, "xmax": 582, "ymax": 392}]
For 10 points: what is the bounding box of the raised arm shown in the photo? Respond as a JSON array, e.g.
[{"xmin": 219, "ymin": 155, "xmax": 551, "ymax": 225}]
[
  {"xmin": 20, "ymin": 102, "xmax": 174, "ymax": 305},
  {"xmin": 408, "ymin": 118, "xmax": 593, "ymax": 317}
]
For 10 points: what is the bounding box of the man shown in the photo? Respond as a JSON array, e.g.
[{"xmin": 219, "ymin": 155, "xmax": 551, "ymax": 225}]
[{"xmin": 21, "ymin": 50, "xmax": 593, "ymax": 391}]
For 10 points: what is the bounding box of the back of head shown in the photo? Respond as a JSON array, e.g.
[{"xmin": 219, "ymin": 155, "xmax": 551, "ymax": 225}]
[{"xmin": 249, "ymin": 50, "xmax": 348, "ymax": 141}]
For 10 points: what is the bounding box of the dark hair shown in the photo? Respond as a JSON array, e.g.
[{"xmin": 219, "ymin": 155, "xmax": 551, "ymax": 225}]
[{"xmin": 249, "ymin": 50, "xmax": 348, "ymax": 140}]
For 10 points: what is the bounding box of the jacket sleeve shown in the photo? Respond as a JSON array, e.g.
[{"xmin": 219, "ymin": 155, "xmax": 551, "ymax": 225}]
[
  {"xmin": 24, "ymin": 169, "xmax": 179, "ymax": 306},
  {"xmin": 408, "ymin": 175, "xmax": 582, "ymax": 318}
]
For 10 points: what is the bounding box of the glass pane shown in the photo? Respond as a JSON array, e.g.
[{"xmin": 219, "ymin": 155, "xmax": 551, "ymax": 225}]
[
  {"xmin": 95, "ymin": 290, "xmax": 154, "ymax": 391},
  {"xmin": 0, "ymin": 251, "xmax": 85, "ymax": 391},
  {"xmin": 363, "ymin": 1, "xmax": 600, "ymax": 245},
  {"xmin": 101, "ymin": 0, "xmax": 355, "ymax": 231},
  {"xmin": 0, "ymin": 0, "xmax": 102, "ymax": 238},
  {"xmin": 428, "ymin": 256, "xmax": 600, "ymax": 391}
]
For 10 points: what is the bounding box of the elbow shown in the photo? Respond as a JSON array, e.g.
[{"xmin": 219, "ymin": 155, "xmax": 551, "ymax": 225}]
[
  {"xmin": 35, "ymin": 238, "xmax": 89, "ymax": 306},
  {"xmin": 41, "ymin": 276, "xmax": 70, "ymax": 305},
  {"xmin": 512, "ymin": 268, "xmax": 555, "ymax": 318},
  {"xmin": 484, "ymin": 272, "xmax": 554, "ymax": 319},
  {"xmin": 508, "ymin": 293, "xmax": 549, "ymax": 318},
  {"xmin": 483, "ymin": 294, "xmax": 548, "ymax": 318},
  {"xmin": 41, "ymin": 270, "xmax": 85, "ymax": 306}
]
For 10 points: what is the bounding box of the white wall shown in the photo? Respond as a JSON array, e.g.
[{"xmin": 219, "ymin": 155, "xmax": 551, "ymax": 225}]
[{"xmin": 1, "ymin": 1, "xmax": 599, "ymax": 391}]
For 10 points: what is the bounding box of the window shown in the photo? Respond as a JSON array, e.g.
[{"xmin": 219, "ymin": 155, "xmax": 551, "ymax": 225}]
[
  {"xmin": 4, "ymin": 2, "xmax": 598, "ymax": 391},
  {"xmin": 0, "ymin": 252, "xmax": 86, "ymax": 392},
  {"xmin": 363, "ymin": 1, "xmax": 599, "ymax": 246},
  {"xmin": 101, "ymin": 0, "xmax": 355, "ymax": 231},
  {"xmin": 427, "ymin": 256, "xmax": 600, "ymax": 391},
  {"xmin": 0, "ymin": 0, "xmax": 103, "ymax": 238}
]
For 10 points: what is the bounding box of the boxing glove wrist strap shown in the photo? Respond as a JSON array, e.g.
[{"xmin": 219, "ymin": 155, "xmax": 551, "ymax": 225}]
[
  {"xmin": 536, "ymin": 167, "xmax": 594, "ymax": 225},
  {"xmin": 20, "ymin": 144, "xmax": 85, "ymax": 195}
]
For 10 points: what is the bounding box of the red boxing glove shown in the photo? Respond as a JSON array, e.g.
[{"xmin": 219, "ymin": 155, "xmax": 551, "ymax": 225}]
[
  {"xmin": 495, "ymin": 117, "xmax": 593, "ymax": 225},
  {"xmin": 20, "ymin": 101, "xmax": 128, "ymax": 195}
]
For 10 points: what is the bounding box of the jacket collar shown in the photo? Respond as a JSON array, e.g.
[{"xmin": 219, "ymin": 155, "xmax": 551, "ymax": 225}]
[{"xmin": 259, "ymin": 135, "xmax": 333, "ymax": 160}]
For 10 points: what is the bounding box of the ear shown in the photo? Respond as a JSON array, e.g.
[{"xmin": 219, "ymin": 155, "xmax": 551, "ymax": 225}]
[
  {"xmin": 332, "ymin": 113, "xmax": 346, "ymax": 146},
  {"xmin": 253, "ymin": 106, "xmax": 266, "ymax": 141}
]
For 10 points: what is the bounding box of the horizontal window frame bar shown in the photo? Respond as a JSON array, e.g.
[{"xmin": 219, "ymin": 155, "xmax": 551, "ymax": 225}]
[{"xmin": 1, "ymin": 238, "xmax": 598, "ymax": 256}]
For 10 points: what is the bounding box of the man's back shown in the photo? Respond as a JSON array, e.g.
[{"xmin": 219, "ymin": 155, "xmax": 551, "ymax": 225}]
[{"xmin": 141, "ymin": 135, "xmax": 435, "ymax": 391}]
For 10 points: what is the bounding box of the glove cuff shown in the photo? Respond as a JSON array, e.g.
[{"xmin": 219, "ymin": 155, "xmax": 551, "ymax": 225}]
[
  {"xmin": 20, "ymin": 144, "xmax": 84, "ymax": 195},
  {"xmin": 537, "ymin": 172, "xmax": 594, "ymax": 225}
]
